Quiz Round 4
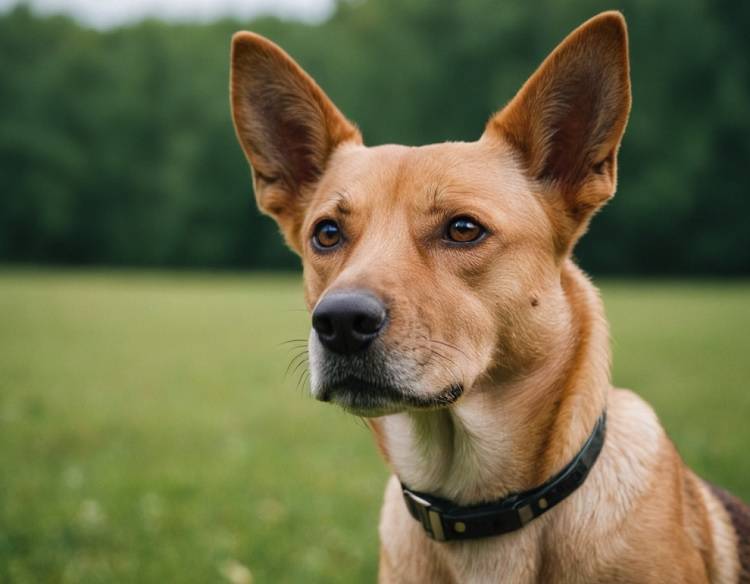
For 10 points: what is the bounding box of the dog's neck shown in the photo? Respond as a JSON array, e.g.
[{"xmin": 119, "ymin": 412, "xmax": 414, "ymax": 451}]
[{"xmin": 376, "ymin": 262, "xmax": 610, "ymax": 505}]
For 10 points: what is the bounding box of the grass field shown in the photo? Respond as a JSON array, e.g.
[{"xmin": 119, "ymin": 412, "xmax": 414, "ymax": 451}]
[{"xmin": 1, "ymin": 270, "xmax": 748, "ymax": 583}]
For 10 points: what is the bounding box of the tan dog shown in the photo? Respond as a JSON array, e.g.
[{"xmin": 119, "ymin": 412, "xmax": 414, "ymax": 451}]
[{"xmin": 230, "ymin": 12, "xmax": 749, "ymax": 583}]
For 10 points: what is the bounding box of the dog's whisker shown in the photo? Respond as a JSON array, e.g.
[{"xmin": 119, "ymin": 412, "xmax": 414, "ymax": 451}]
[
  {"xmin": 295, "ymin": 369, "xmax": 310, "ymax": 394},
  {"xmin": 282, "ymin": 341, "xmax": 308, "ymax": 348},
  {"xmin": 426, "ymin": 344, "xmax": 459, "ymax": 369},
  {"xmin": 280, "ymin": 342, "xmax": 308, "ymax": 354},
  {"xmin": 429, "ymin": 338, "xmax": 470, "ymax": 361},
  {"xmin": 281, "ymin": 346, "xmax": 308, "ymax": 355},
  {"xmin": 278, "ymin": 338, "xmax": 309, "ymax": 347},
  {"xmin": 284, "ymin": 351, "xmax": 309, "ymax": 378},
  {"xmin": 428, "ymin": 337, "xmax": 469, "ymax": 359},
  {"xmin": 426, "ymin": 349, "xmax": 455, "ymax": 380},
  {"xmin": 428, "ymin": 347, "xmax": 460, "ymax": 370},
  {"xmin": 287, "ymin": 347, "xmax": 308, "ymax": 358},
  {"xmin": 290, "ymin": 356, "xmax": 309, "ymax": 380},
  {"xmin": 425, "ymin": 348, "xmax": 463, "ymax": 391}
]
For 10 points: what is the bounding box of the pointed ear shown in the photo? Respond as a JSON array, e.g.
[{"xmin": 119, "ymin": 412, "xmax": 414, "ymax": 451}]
[
  {"xmin": 485, "ymin": 12, "xmax": 631, "ymax": 249},
  {"xmin": 230, "ymin": 32, "xmax": 361, "ymax": 252}
]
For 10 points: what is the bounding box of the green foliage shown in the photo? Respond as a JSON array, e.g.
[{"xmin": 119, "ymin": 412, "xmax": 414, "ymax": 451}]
[
  {"xmin": 0, "ymin": 1, "xmax": 749, "ymax": 273},
  {"xmin": 0, "ymin": 270, "xmax": 748, "ymax": 581}
]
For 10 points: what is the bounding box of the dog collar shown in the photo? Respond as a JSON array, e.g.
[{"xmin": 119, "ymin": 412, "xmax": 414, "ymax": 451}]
[{"xmin": 401, "ymin": 413, "xmax": 607, "ymax": 542}]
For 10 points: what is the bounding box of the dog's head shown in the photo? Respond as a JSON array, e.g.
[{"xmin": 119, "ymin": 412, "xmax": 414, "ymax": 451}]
[{"xmin": 230, "ymin": 13, "xmax": 631, "ymax": 416}]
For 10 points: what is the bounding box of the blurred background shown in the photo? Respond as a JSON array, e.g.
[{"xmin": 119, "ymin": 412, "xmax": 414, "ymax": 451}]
[{"xmin": 0, "ymin": 0, "xmax": 748, "ymax": 582}]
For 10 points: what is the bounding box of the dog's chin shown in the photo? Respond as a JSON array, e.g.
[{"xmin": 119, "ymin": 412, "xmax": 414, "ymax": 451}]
[{"xmin": 316, "ymin": 377, "xmax": 464, "ymax": 418}]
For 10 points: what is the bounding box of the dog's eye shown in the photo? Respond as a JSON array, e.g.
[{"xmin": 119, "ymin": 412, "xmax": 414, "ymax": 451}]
[
  {"xmin": 446, "ymin": 216, "xmax": 485, "ymax": 244},
  {"xmin": 312, "ymin": 220, "xmax": 342, "ymax": 249}
]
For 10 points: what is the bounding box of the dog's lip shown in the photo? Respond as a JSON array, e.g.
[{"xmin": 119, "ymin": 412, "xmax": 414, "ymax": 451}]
[
  {"xmin": 318, "ymin": 377, "xmax": 403, "ymax": 404},
  {"xmin": 318, "ymin": 376, "xmax": 464, "ymax": 416}
]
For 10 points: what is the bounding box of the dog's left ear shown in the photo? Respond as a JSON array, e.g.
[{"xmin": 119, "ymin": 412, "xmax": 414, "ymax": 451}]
[
  {"xmin": 485, "ymin": 11, "xmax": 631, "ymax": 251},
  {"xmin": 230, "ymin": 32, "xmax": 361, "ymax": 252}
]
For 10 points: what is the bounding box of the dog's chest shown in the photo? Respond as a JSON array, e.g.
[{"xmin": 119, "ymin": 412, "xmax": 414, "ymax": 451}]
[{"xmin": 444, "ymin": 531, "xmax": 544, "ymax": 584}]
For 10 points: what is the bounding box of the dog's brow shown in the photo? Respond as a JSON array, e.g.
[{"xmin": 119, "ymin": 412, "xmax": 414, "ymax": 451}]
[
  {"xmin": 428, "ymin": 187, "xmax": 446, "ymax": 215},
  {"xmin": 334, "ymin": 190, "xmax": 353, "ymax": 216},
  {"xmin": 428, "ymin": 186, "xmax": 475, "ymax": 215}
]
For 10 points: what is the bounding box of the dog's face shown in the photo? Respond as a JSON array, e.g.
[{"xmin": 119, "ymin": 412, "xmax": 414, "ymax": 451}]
[
  {"xmin": 231, "ymin": 12, "xmax": 631, "ymax": 416},
  {"xmin": 297, "ymin": 141, "xmax": 556, "ymax": 416}
]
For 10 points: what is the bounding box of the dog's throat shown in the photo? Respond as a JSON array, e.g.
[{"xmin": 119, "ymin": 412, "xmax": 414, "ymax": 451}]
[{"xmin": 400, "ymin": 412, "xmax": 607, "ymax": 542}]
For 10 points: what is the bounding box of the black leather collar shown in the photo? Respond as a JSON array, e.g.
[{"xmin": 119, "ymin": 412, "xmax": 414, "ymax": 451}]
[{"xmin": 401, "ymin": 413, "xmax": 607, "ymax": 542}]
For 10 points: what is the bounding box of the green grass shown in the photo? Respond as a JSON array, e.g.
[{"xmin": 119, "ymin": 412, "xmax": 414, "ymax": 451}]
[{"xmin": 0, "ymin": 270, "xmax": 748, "ymax": 583}]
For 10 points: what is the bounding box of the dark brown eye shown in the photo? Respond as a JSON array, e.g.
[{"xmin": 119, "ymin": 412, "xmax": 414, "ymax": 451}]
[
  {"xmin": 446, "ymin": 216, "xmax": 485, "ymax": 243},
  {"xmin": 313, "ymin": 220, "xmax": 342, "ymax": 249}
]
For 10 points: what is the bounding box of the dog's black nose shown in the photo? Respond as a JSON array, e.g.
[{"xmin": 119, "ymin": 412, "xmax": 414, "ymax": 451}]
[{"xmin": 312, "ymin": 291, "xmax": 387, "ymax": 354}]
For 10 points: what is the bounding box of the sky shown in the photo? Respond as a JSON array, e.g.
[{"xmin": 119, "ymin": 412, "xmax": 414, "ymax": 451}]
[{"xmin": 0, "ymin": 0, "xmax": 336, "ymax": 28}]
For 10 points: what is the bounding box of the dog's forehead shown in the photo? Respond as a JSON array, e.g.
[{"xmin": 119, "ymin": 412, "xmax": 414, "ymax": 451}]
[{"xmin": 316, "ymin": 140, "xmax": 530, "ymax": 212}]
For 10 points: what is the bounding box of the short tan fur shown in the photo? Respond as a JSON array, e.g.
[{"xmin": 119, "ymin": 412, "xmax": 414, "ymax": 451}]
[{"xmin": 231, "ymin": 12, "xmax": 748, "ymax": 583}]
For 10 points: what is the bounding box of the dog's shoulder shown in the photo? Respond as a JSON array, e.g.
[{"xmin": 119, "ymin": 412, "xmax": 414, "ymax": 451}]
[{"xmin": 604, "ymin": 388, "xmax": 666, "ymax": 473}]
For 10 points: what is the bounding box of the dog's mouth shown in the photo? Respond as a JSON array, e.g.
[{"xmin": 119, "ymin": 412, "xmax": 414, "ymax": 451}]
[{"xmin": 317, "ymin": 376, "xmax": 464, "ymax": 417}]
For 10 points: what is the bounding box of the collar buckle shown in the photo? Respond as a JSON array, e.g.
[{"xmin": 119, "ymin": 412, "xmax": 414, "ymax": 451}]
[{"xmin": 402, "ymin": 488, "xmax": 447, "ymax": 541}]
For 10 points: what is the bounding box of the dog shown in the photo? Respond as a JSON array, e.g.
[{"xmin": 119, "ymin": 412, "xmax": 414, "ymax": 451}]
[{"xmin": 230, "ymin": 11, "xmax": 749, "ymax": 583}]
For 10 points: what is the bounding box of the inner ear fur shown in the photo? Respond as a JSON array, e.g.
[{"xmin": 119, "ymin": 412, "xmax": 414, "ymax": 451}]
[
  {"xmin": 486, "ymin": 12, "xmax": 631, "ymax": 246},
  {"xmin": 230, "ymin": 32, "xmax": 361, "ymax": 251}
]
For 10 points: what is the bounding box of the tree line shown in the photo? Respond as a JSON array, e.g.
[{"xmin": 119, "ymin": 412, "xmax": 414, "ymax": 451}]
[{"xmin": 1, "ymin": 0, "xmax": 748, "ymax": 274}]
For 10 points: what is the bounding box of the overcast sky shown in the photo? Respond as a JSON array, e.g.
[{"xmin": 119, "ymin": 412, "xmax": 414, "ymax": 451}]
[{"xmin": 0, "ymin": 0, "xmax": 336, "ymax": 28}]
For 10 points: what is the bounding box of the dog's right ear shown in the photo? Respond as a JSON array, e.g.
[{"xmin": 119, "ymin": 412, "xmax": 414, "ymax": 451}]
[{"xmin": 230, "ymin": 32, "xmax": 361, "ymax": 252}]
